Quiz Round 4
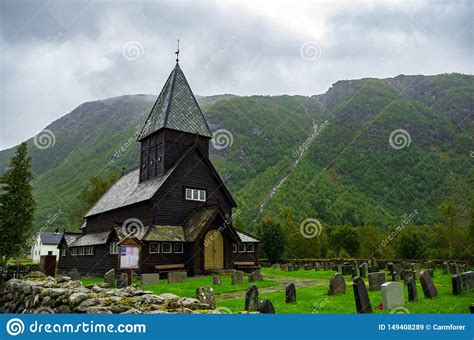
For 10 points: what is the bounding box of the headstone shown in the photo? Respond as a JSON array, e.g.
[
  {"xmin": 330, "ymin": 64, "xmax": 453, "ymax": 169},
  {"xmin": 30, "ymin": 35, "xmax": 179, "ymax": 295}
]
[
  {"xmin": 293, "ymin": 264, "xmax": 300, "ymax": 271},
  {"xmin": 425, "ymin": 269, "xmax": 434, "ymax": 278},
  {"xmin": 196, "ymin": 286, "xmax": 216, "ymax": 309},
  {"xmin": 353, "ymin": 277, "xmax": 372, "ymax": 314},
  {"xmin": 470, "ymin": 304, "xmax": 474, "ymax": 314},
  {"xmin": 258, "ymin": 299, "xmax": 275, "ymax": 314},
  {"xmin": 337, "ymin": 264, "xmax": 343, "ymax": 273},
  {"xmin": 231, "ymin": 270, "xmax": 244, "ymax": 285},
  {"xmin": 452, "ymin": 275, "xmax": 462, "ymax": 295},
  {"xmin": 351, "ymin": 267, "xmax": 358, "ymax": 278},
  {"xmin": 285, "ymin": 283, "xmax": 297, "ymax": 303},
  {"xmin": 407, "ymin": 278, "xmax": 418, "ymax": 302},
  {"xmin": 442, "ymin": 262, "xmax": 450, "ymax": 274},
  {"xmin": 104, "ymin": 269, "xmax": 116, "ymax": 288},
  {"xmin": 359, "ymin": 263, "xmax": 367, "ymax": 278},
  {"xmin": 419, "ymin": 271, "xmax": 437, "ymax": 298},
  {"xmin": 167, "ymin": 271, "xmax": 187, "ymax": 283},
  {"xmin": 328, "ymin": 273, "xmax": 346, "ymax": 295},
  {"xmin": 323, "ymin": 261, "xmax": 329, "ymax": 271},
  {"xmin": 287, "ymin": 264, "xmax": 294, "ymax": 271},
  {"xmin": 304, "ymin": 263, "xmax": 312, "ymax": 271},
  {"xmin": 368, "ymin": 272, "xmax": 386, "ymax": 291},
  {"xmin": 249, "ymin": 270, "xmax": 263, "ymax": 282},
  {"xmin": 450, "ymin": 263, "xmax": 460, "ymax": 275},
  {"xmin": 391, "ymin": 272, "xmax": 400, "ymax": 281},
  {"xmin": 381, "ymin": 282, "xmax": 405, "ymax": 310},
  {"xmin": 117, "ymin": 272, "xmax": 128, "ymax": 288},
  {"xmin": 387, "ymin": 262, "xmax": 394, "ymax": 273},
  {"xmin": 315, "ymin": 262, "xmax": 321, "ymax": 271},
  {"xmin": 367, "ymin": 266, "xmax": 377, "ymax": 273},
  {"xmin": 67, "ymin": 268, "xmax": 80, "ymax": 281},
  {"xmin": 272, "ymin": 263, "xmax": 281, "ymax": 270},
  {"xmin": 411, "ymin": 263, "xmax": 421, "ymax": 272},
  {"xmin": 460, "ymin": 271, "xmax": 474, "ymax": 291},
  {"xmin": 245, "ymin": 285, "xmax": 259, "ymax": 311},
  {"xmin": 280, "ymin": 264, "xmax": 289, "ymax": 272},
  {"xmin": 341, "ymin": 265, "xmax": 353, "ymax": 276},
  {"xmin": 213, "ymin": 275, "xmax": 221, "ymax": 285},
  {"xmin": 141, "ymin": 273, "xmax": 160, "ymax": 285}
]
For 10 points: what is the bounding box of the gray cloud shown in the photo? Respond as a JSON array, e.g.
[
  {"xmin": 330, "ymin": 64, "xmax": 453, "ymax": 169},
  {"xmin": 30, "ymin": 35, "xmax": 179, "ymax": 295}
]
[{"xmin": 0, "ymin": 0, "xmax": 472, "ymax": 149}]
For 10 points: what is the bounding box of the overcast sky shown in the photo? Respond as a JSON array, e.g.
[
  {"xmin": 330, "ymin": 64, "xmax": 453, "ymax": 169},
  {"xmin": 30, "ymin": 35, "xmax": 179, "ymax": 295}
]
[{"xmin": 0, "ymin": 0, "xmax": 472, "ymax": 150}]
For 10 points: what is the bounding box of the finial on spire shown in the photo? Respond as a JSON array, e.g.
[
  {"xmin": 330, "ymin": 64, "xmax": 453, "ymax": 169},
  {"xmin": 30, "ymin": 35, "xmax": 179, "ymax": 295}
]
[{"xmin": 175, "ymin": 39, "xmax": 180, "ymax": 63}]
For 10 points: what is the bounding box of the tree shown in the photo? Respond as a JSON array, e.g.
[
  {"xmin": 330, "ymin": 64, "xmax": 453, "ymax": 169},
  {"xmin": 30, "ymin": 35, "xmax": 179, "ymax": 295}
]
[
  {"xmin": 396, "ymin": 226, "xmax": 428, "ymax": 259},
  {"xmin": 329, "ymin": 224, "xmax": 360, "ymax": 257},
  {"xmin": 0, "ymin": 143, "xmax": 35, "ymax": 261},
  {"xmin": 358, "ymin": 222, "xmax": 384, "ymax": 258},
  {"xmin": 257, "ymin": 216, "xmax": 286, "ymax": 263},
  {"xmin": 69, "ymin": 173, "xmax": 118, "ymax": 226},
  {"xmin": 439, "ymin": 203, "xmax": 456, "ymax": 258}
]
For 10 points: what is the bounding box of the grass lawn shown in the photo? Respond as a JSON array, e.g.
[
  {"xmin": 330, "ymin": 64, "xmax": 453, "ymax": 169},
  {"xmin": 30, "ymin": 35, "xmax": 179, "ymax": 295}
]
[
  {"xmin": 217, "ymin": 268, "xmax": 474, "ymax": 314},
  {"xmin": 82, "ymin": 274, "xmax": 280, "ymax": 297}
]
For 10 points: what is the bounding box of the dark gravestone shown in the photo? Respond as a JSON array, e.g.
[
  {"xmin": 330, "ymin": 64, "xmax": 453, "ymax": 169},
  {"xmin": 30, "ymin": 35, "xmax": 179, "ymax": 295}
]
[
  {"xmin": 328, "ymin": 273, "xmax": 346, "ymax": 295},
  {"xmin": 419, "ymin": 271, "xmax": 437, "ymax": 299},
  {"xmin": 442, "ymin": 262, "xmax": 450, "ymax": 275},
  {"xmin": 391, "ymin": 272, "xmax": 400, "ymax": 281},
  {"xmin": 353, "ymin": 276, "xmax": 372, "ymax": 314},
  {"xmin": 359, "ymin": 263, "xmax": 367, "ymax": 278},
  {"xmin": 341, "ymin": 265, "xmax": 353, "ymax": 276},
  {"xmin": 367, "ymin": 266, "xmax": 377, "ymax": 273},
  {"xmin": 387, "ymin": 262, "xmax": 394, "ymax": 273},
  {"xmin": 285, "ymin": 283, "xmax": 296, "ymax": 303},
  {"xmin": 323, "ymin": 261, "xmax": 329, "ymax": 271},
  {"xmin": 244, "ymin": 285, "xmax": 259, "ymax": 311},
  {"xmin": 351, "ymin": 267, "xmax": 357, "ymax": 278},
  {"xmin": 452, "ymin": 275, "xmax": 462, "ymax": 295},
  {"xmin": 407, "ymin": 278, "xmax": 418, "ymax": 302},
  {"xmin": 470, "ymin": 304, "xmax": 474, "ymax": 314},
  {"xmin": 450, "ymin": 263, "xmax": 460, "ymax": 275},
  {"xmin": 117, "ymin": 273, "xmax": 128, "ymax": 288},
  {"xmin": 460, "ymin": 271, "xmax": 474, "ymax": 291},
  {"xmin": 425, "ymin": 269, "xmax": 434, "ymax": 278},
  {"xmin": 368, "ymin": 272, "xmax": 386, "ymax": 291},
  {"xmin": 258, "ymin": 299, "xmax": 275, "ymax": 314}
]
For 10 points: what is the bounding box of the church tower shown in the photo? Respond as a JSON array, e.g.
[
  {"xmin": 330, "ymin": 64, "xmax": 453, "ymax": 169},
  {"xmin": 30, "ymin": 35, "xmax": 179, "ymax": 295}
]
[{"xmin": 137, "ymin": 62, "xmax": 212, "ymax": 182}]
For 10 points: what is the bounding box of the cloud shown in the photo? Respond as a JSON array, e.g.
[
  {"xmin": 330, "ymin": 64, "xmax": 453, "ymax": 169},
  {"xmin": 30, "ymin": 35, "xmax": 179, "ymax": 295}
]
[{"xmin": 0, "ymin": 0, "xmax": 472, "ymax": 149}]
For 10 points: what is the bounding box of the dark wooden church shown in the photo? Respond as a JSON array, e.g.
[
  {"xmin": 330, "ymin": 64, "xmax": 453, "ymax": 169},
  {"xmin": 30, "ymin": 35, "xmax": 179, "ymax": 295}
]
[{"xmin": 58, "ymin": 60, "xmax": 259, "ymax": 276}]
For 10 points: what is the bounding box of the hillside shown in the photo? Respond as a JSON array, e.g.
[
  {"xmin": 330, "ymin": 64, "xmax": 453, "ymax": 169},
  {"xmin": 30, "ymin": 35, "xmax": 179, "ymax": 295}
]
[{"xmin": 0, "ymin": 73, "xmax": 472, "ymax": 233}]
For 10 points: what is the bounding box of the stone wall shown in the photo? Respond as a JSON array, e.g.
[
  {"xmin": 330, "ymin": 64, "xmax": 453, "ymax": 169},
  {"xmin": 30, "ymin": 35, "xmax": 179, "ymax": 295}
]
[{"xmin": 0, "ymin": 272, "xmax": 217, "ymax": 314}]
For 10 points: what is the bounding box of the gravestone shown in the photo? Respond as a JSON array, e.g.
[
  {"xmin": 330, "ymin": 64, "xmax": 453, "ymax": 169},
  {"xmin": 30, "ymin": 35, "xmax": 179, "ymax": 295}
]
[
  {"xmin": 341, "ymin": 265, "xmax": 353, "ymax": 276},
  {"xmin": 258, "ymin": 299, "xmax": 275, "ymax": 314},
  {"xmin": 470, "ymin": 304, "xmax": 474, "ymax": 314},
  {"xmin": 452, "ymin": 275, "xmax": 462, "ymax": 295},
  {"xmin": 167, "ymin": 271, "xmax": 187, "ymax": 283},
  {"xmin": 411, "ymin": 263, "xmax": 421, "ymax": 272},
  {"xmin": 351, "ymin": 267, "xmax": 358, "ymax": 278},
  {"xmin": 117, "ymin": 272, "xmax": 128, "ymax": 288},
  {"xmin": 387, "ymin": 262, "xmax": 394, "ymax": 273},
  {"xmin": 323, "ymin": 261, "xmax": 329, "ymax": 271},
  {"xmin": 141, "ymin": 273, "xmax": 160, "ymax": 285},
  {"xmin": 293, "ymin": 264, "xmax": 300, "ymax": 271},
  {"xmin": 304, "ymin": 263, "xmax": 312, "ymax": 271},
  {"xmin": 442, "ymin": 262, "xmax": 450, "ymax": 275},
  {"xmin": 272, "ymin": 263, "xmax": 281, "ymax": 270},
  {"xmin": 353, "ymin": 276, "xmax": 372, "ymax": 314},
  {"xmin": 245, "ymin": 285, "xmax": 259, "ymax": 311},
  {"xmin": 407, "ymin": 278, "xmax": 418, "ymax": 302},
  {"xmin": 328, "ymin": 273, "xmax": 346, "ymax": 295},
  {"xmin": 315, "ymin": 262, "xmax": 321, "ymax": 271},
  {"xmin": 196, "ymin": 286, "xmax": 216, "ymax": 309},
  {"xmin": 419, "ymin": 271, "xmax": 437, "ymax": 298},
  {"xmin": 67, "ymin": 268, "xmax": 80, "ymax": 281},
  {"xmin": 249, "ymin": 270, "xmax": 263, "ymax": 282},
  {"xmin": 213, "ymin": 275, "xmax": 221, "ymax": 285},
  {"xmin": 287, "ymin": 264, "xmax": 294, "ymax": 271},
  {"xmin": 231, "ymin": 270, "xmax": 244, "ymax": 285},
  {"xmin": 425, "ymin": 269, "xmax": 434, "ymax": 278},
  {"xmin": 359, "ymin": 263, "xmax": 367, "ymax": 278},
  {"xmin": 104, "ymin": 269, "xmax": 116, "ymax": 288},
  {"xmin": 367, "ymin": 266, "xmax": 377, "ymax": 273},
  {"xmin": 285, "ymin": 283, "xmax": 296, "ymax": 303},
  {"xmin": 450, "ymin": 263, "xmax": 460, "ymax": 275},
  {"xmin": 337, "ymin": 264, "xmax": 343, "ymax": 273},
  {"xmin": 280, "ymin": 264, "xmax": 289, "ymax": 272},
  {"xmin": 368, "ymin": 272, "xmax": 386, "ymax": 291},
  {"xmin": 381, "ymin": 282, "xmax": 405, "ymax": 310},
  {"xmin": 391, "ymin": 272, "xmax": 400, "ymax": 281},
  {"xmin": 460, "ymin": 271, "xmax": 474, "ymax": 291}
]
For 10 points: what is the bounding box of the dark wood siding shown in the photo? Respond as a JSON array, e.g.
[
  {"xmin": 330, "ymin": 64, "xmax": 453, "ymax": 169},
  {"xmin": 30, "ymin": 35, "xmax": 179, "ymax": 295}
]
[
  {"xmin": 58, "ymin": 244, "xmax": 118, "ymax": 275},
  {"xmin": 140, "ymin": 241, "xmax": 190, "ymax": 274}
]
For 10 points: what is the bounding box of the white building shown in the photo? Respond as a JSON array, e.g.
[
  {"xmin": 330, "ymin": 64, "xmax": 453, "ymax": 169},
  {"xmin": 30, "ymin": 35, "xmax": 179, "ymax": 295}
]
[{"xmin": 31, "ymin": 231, "xmax": 65, "ymax": 263}]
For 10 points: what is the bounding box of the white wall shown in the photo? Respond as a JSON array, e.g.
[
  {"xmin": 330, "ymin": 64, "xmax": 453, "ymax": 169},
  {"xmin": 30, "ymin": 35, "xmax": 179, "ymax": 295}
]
[{"xmin": 31, "ymin": 235, "xmax": 60, "ymax": 263}]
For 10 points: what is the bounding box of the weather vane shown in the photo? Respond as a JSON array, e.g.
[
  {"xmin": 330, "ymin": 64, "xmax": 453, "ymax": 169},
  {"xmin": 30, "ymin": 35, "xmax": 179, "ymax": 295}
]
[{"xmin": 175, "ymin": 39, "xmax": 180, "ymax": 63}]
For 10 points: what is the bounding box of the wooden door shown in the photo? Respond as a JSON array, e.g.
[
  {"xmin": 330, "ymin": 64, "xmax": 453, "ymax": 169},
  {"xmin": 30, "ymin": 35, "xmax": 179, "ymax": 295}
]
[{"xmin": 204, "ymin": 230, "xmax": 224, "ymax": 270}]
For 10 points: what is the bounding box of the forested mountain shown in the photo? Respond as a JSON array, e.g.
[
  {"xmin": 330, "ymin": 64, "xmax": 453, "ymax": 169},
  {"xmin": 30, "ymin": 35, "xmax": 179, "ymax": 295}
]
[{"xmin": 0, "ymin": 73, "xmax": 472, "ymax": 237}]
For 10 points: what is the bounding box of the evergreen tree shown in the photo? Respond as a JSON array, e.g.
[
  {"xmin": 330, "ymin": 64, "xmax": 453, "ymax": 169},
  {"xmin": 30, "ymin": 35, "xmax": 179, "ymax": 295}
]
[
  {"xmin": 257, "ymin": 216, "xmax": 286, "ymax": 263},
  {"xmin": 0, "ymin": 143, "xmax": 35, "ymax": 261},
  {"xmin": 69, "ymin": 173, "xmax": 118, "ymax": 226},
  {"xmin": 439, "ymin": 203, "xmax": 456, "ymax": 258}
]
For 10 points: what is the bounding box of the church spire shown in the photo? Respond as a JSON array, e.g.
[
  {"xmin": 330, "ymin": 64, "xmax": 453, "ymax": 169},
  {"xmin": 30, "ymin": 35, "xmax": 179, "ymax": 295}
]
[{"xmin": 175, "ymin": 39, "xmax": 180, "ymax": 63}]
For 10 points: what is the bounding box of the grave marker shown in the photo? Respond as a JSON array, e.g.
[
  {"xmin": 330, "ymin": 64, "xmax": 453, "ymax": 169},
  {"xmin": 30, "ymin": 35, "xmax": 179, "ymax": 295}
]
[
  {"xmin": 245, "ymin": 285, "xmax": 259, "ymax": 311},
  {"xmin": 407, "ymin": 278, "xmax": 418, "ymax": 302},
  {"xmin": 328, "ymin": 273, "xmax": 346, "ymax": 295},
  {"xmin": 286, "ymin": 283, "xmax": 296, "ymax": 303},
  {"xmin": 381, "ymin": 282, "xmax": 405, "ymax": 310},
  {"xmin": 353, "ymin": 276, "xmax": 373, "ymax": 314},
  {"xmin": 419, "ymin": 271, "xmax": 437, "ymax": 298}
]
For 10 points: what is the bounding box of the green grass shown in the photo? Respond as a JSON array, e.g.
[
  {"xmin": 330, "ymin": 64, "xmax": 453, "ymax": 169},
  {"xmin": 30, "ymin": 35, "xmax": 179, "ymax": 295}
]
[
  {"xmin": 82, "ymin": 274, "xmax": 279, "ymax": 297},
  {"xmin": 217, "ymin": 268, "xmax": 474, "ymax": 314}
]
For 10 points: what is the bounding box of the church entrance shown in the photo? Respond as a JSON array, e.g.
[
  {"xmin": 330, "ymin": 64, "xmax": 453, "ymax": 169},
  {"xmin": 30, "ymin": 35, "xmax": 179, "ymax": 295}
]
[{"xmin": 204, "ymin": 230, "xmax": 224, "ymax": 271}]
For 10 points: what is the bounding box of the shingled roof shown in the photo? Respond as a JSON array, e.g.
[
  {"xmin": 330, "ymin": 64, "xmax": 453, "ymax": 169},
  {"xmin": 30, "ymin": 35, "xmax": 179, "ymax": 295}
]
[{"xmin": 138, "ymin": 63, "xmax": 212, "ymax": 140}]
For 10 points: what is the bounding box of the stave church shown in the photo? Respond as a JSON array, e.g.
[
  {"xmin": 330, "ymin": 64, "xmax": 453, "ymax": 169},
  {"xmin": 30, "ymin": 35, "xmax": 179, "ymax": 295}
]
[{"xmin": 58, "ymin": 54, "xmax": 259, "ymax": 276}]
